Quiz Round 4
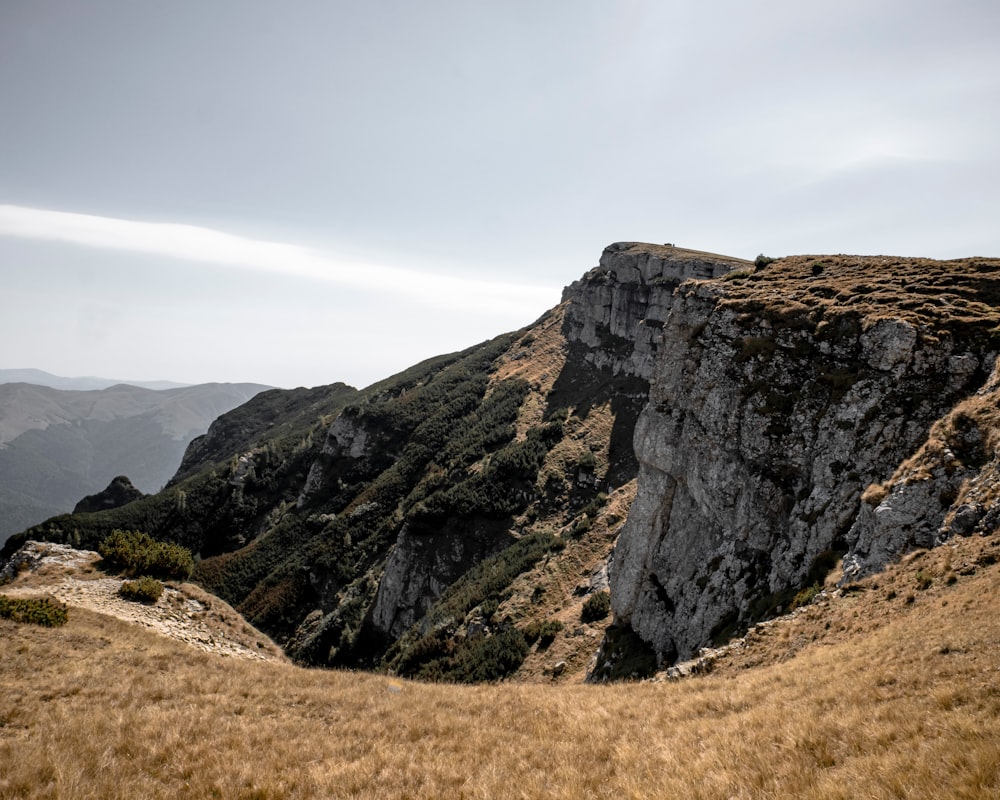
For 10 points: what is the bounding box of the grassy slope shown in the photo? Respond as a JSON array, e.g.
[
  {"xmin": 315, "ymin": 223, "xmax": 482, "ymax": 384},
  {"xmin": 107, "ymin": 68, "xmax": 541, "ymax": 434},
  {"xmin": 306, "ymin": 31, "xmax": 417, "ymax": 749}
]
[
  {"xmin": 718, "ymin": 254, "xmax": 1000, "ymax": 341},
  {"xmin": 2, "ymin": 530, "xmax": 999, "ymax": 799}
]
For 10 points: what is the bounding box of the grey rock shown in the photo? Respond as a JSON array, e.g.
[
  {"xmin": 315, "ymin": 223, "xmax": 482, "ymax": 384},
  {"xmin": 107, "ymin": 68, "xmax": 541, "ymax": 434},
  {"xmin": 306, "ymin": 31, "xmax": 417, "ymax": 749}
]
[
  {"xmin": 609, "ymin": 276, "xmax": 992, "ymax": 665},
  {"xmin": 371, "ymin": 523, "xmax": 511, "ymax": 639}
]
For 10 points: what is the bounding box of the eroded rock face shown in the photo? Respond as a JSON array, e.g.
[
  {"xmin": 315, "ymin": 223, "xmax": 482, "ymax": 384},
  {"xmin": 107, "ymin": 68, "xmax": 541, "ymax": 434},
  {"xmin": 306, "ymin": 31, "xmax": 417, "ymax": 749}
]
[
  {"xmin": 297, "ymin": 412, "xmax": 373, "ymax": 507},
  {"xmin": 364, "ymin": 245, "xmax": 744, "ymax": 643},
  {"xmin": 610, "ymin": 278, "xmax": 994, "ymax": 664},
  {"xmin": 561, "ymin": 242, "xmax": 747, "ymax": 380},
  {"xmin": 371, "ymin": 523, "xmax": 512, "ymax": 639},
  {"xmin": 845, "ymin": 362, "xmax": 1000, "ymax": 579}
]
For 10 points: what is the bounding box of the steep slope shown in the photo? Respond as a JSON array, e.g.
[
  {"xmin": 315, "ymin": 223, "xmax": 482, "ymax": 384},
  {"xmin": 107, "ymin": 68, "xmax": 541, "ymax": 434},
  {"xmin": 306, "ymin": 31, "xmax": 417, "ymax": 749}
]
[
  {"xmin": 0, "ymin": 381, "xmax": 269, "ymax": 544},
  {"xmin": 5, "ymin": 381, "xmax": 362, "ymax": 561}
]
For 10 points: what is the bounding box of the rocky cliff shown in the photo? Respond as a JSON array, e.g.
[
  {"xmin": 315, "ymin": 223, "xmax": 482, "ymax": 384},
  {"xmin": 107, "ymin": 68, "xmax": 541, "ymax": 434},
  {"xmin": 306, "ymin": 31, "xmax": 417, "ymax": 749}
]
[
  {"xmin": 607, "ymin": 252, "xmax": 1000, "ymax": 667},
  {"xmin": 363, "ymin": 244, "xmax": 748, "ymax": 651}
]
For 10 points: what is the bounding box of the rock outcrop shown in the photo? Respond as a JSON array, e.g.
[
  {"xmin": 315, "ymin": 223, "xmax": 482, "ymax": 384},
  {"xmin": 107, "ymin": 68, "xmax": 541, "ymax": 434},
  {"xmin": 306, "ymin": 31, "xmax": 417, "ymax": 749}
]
[
  {"xmin": 608, "ymin": 252, "xmax": 1000, "ymax": 666},
  {"xmin": 845, "ymin": 360, "xmax": 1000, "ymax": 578},
  {"xmin": 297, "ymin": 411, "xmax": 374, "ymax": 508},
  {"xmin": 73, "ymin": 475, "xmax": 145, "ymax": 514},
  {"xmin": 371, "ymin": 523, "xmax": 513, "ymax": 639},
  {"xmin": 561, "ymin": 242, "xmax": 748, "ymax": 380}
]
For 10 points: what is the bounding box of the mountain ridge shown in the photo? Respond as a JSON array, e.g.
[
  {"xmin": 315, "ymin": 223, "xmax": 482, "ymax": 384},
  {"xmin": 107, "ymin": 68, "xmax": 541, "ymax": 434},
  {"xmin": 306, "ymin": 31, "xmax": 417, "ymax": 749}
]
[
  {"xmin": 6, "ymin": 242, "xmax": 1000, "ymax": 685},
  {"xmin": 0, "ymin": 381, "xmax": 271, "ymax": 545},
  {"xmin": 0, "ymin": 368, "xmax": 194, "ymax": 391}
]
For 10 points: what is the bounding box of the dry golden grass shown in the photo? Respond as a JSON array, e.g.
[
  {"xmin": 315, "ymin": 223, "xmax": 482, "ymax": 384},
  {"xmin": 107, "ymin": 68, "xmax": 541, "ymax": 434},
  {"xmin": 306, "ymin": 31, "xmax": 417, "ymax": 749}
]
[
  {"xmin": 490, "ymin": 302, "xmax": 569, "ymax": 450},
  {"xmin": 713, "ymin": 254, "xmax": 1000, "ymax": 339},
  {"xmin": 4, "ymin": 531, "xmax": 1000, "ymax": 798}
]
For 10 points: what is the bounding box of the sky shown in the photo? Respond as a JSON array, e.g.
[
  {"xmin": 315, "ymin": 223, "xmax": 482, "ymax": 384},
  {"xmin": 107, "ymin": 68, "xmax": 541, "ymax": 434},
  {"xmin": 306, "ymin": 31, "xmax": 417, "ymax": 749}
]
[{"xmin": 2, "ymin": 1, "xmax": 999, "ymax": 389}]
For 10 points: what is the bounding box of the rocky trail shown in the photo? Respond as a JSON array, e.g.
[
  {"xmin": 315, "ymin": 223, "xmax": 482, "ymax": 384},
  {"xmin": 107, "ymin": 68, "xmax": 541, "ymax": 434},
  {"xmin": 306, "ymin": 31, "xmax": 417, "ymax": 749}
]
[{"xmin": 0, "ymin": 541, "xmax": 286, "ymax": 663}]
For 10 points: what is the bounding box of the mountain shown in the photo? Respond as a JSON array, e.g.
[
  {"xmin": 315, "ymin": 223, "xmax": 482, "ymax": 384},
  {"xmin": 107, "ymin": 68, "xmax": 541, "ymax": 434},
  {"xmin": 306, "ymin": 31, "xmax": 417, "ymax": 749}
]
[
  {"xmin": 0, "ymin": 368, "xmax": 191, "ymax": 391},
  {"xmin": 0, "ymin": 381, "xmax": 271, "ymax": 545},
  {"xmin": 7, "ymin": 243, "xmax": 1000, "ymax": 685}
]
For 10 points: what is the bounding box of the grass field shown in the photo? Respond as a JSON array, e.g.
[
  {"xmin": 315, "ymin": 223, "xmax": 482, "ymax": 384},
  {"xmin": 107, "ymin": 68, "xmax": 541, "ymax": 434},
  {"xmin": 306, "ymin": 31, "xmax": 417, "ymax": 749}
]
[{"xmin": 2, "ymin": 533, "xmax": 1000, "ymax": 798}]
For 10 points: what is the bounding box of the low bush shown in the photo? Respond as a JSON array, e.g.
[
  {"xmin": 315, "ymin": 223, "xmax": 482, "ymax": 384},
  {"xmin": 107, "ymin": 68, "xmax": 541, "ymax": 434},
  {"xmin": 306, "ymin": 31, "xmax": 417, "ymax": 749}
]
[
  {"xmin": 581, "ymin": 591, "xmax": 611, "ymax": 623},
  {"xmin": 98, "ymin": 529, "xmax": 194, "ymax": 580},
  {"xmin": 523, "ymin": 619, "xmax": 563, "ymax": 648},
  {"xmin": 119, "ymin": 576, "xmax": 164, "ymax": 604},
  {"xmin": 0, "ymin": 595, "xmax": 68, "ymax": 627},
  {"xmin": 416, "ymin": 531, "xmax": 563, "ymax": 630},
  {"xmin": 790, "ymin": 583, "xmax": 821, "ymax": 610},
  {"xmin": 411, "ymin": 628, "xmax": 530, "ymax": 683}
]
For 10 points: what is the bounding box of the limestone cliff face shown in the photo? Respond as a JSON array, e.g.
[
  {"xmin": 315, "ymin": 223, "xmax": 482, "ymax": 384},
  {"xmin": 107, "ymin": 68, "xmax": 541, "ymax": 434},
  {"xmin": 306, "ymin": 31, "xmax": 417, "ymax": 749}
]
[
  {"xmin": 561, "ymin": 242, "xmax": 748, "ymax": 380},
  {"xmin": 365, "ymin": 244, "xmax": 745, "ymax": 645},
  {"xmin": 845, "ymin": 360, "xmax": 1000, "ymax": 579},
  {"xmin": 609, "ymin": 259, "xmax": 998, "ymax": 665}
]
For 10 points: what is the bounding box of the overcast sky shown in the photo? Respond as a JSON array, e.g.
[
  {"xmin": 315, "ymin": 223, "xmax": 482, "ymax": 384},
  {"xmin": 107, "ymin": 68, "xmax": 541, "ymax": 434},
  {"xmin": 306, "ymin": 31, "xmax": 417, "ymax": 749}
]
[{"xmin": 2, "ymin": 1, "xmax": 999, "ymax": 389}]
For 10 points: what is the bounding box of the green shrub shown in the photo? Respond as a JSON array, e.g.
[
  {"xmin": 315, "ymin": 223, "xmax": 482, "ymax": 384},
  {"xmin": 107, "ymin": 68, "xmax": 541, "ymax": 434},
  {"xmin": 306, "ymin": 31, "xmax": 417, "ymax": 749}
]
[
  {"xmin": 754, "ymin": 253, "xmax": 774, "ymax": 268},
  {"xmin": 414, "ymin": 628, "xmax": 530, "ymax": 683},
  {"xmin": 98, "ymin": 529, "xmax": 194, "ymax": 580},
  {"xmin": 570, "ymin": 515, "xmax": 593, "ymax": 538},
  {"xmin": 581, "ymin": 590, "xmax": 611, "ymax": 623},
  {"xmin": 0, "ymin": 595, "xmax": 68, "ymax": 627},
  {"xmin": 523, "ymin": 619, "xmax": 563, "ymax": 648},
  {"xmin": 790, "ymin": 583, "xmax": 821, "ymax": 610},
  {"xmin": 450, "ymin": 628, "xmax": 529, "ymax": 682},
  {"xmin": 119, "ymin": 576, "xmax": 164, "ymax": 604}
]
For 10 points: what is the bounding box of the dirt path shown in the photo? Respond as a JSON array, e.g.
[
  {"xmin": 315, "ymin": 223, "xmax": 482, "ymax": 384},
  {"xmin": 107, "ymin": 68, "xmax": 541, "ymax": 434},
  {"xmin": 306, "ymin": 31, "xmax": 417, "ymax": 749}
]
[{"xmin": 1, "ymin": 541, "xmax": 287, "ymax": 663}]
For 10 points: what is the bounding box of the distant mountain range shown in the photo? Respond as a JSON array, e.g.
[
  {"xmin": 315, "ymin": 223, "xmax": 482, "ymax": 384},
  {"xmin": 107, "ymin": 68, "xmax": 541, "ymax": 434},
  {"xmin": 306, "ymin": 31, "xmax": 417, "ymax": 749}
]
[
  {"xmin": 0, "ymin": 375, "xmax": 271, "ymax": 544},
  {"xmin": 0, "ymin": 368, "xmax": 192, "ymax": 391}
]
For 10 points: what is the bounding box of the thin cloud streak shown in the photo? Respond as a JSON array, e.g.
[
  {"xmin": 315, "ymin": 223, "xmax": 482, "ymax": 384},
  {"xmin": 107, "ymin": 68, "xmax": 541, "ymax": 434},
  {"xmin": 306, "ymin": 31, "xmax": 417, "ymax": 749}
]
[{"xmin": 0, "ymin": 205, "xmax": 559, "ymax": 317}]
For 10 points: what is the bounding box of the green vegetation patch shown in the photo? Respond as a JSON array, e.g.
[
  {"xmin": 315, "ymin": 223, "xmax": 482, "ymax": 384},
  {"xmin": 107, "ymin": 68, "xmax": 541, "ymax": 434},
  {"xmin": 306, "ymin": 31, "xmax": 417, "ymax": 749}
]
[
  {"xmin": 399, "ymin": 627, "xmax": 531, "ymax": 684},
  {"xmin": 98, "ymin": 529, "xmax": 194, "ymax": 580},
  {"xmin": 119, "ymin": 576, "xmax": 165, "ymax": 604},
  {"xmin": 0, "ymin": 595, "xmax": 68, "ymax": 627},
  {"xmin": 581, "ymin": 590, "xmax": 611, "ymax": 623},
  {"xmin": 522, "ymin": 619, "xmax": 563, "ymax": 649},
  {"xmin": 428, "ymin": 531, "xmax": 564, "ymax": 627}
]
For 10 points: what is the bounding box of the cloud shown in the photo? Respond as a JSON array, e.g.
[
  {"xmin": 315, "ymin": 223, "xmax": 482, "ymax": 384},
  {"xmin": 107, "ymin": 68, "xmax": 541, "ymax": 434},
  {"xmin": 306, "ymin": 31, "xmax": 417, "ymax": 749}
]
[{"xmin": 0, "ymin": 205, "xmax": 559, "ymax": 317}]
